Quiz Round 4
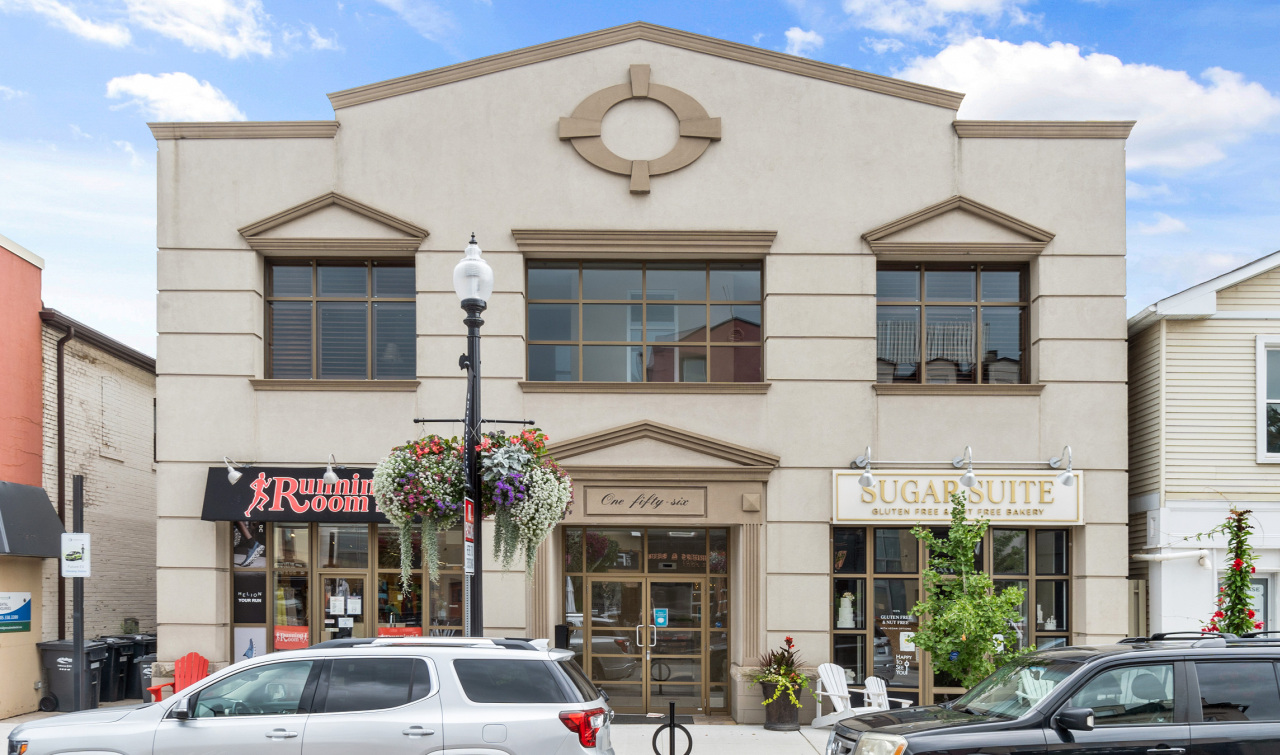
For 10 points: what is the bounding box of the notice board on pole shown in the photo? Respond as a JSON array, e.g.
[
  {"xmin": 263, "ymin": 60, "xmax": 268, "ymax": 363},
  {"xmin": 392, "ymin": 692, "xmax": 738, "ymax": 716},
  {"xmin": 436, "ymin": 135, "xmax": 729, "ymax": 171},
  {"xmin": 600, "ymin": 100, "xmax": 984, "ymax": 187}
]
[{"xmin": 60, "ymin": 533, "xmax": 91, "ymax": 578}]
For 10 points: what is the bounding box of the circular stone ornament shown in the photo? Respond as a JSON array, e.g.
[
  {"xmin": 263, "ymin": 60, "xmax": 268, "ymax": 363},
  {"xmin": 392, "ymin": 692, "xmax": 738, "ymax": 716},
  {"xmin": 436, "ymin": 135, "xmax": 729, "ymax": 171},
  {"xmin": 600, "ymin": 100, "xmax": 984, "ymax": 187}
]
[{"xmin": 558, "ymin": 64, "xmax": 721, "ymax": 194}]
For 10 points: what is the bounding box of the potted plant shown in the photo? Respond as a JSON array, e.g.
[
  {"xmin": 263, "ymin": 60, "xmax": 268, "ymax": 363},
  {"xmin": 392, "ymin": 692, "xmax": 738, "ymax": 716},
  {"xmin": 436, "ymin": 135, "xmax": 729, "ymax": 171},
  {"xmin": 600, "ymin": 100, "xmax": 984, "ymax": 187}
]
[{"xmin": 751, "ymin": 636, "xmax": 810, "ymax": 731}]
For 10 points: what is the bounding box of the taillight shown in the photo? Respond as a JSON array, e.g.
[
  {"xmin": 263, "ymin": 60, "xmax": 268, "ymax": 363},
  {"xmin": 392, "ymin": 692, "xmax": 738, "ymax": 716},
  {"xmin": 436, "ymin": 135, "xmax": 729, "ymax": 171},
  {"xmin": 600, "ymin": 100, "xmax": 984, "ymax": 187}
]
[
  {"xmin": 614, "ymin": 638, "xmax": 630, "ymax": 652},
  {"xmin": 560, "ymin": 707, "xmax": 606, "ymax": 748}
]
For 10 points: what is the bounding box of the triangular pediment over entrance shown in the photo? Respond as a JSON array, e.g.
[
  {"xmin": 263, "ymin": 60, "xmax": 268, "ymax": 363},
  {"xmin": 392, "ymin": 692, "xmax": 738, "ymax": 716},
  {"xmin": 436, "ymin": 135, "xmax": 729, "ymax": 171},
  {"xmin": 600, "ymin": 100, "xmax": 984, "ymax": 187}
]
[
  {"xmin": 548, "ymin": 421, "xmax": 779, "ymax": 482},
  {"xmin": 238, "ymin": 192, "xmax": 428, "ymax": 253},
  {"xmin": 863, "ymin": 195, "xmax": 1054, "ymax": 260}
]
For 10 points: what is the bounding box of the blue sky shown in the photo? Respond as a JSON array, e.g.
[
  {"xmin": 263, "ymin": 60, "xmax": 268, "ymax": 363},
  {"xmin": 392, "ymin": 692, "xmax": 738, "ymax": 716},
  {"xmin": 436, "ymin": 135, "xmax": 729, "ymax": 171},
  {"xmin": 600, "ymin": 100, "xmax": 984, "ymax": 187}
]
[{"xmin": 1, "ymin": 0, "xmax": 1278, "ymax": 355}]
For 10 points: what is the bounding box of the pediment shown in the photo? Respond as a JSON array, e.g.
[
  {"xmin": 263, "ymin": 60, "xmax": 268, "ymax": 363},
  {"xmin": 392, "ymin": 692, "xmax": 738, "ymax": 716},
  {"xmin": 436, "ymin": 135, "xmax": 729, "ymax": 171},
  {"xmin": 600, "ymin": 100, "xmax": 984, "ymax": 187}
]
[
  {"xmin": 238, "ymin": 192, "xmax": 428, "ymax": 253},
  {"xmin": 548, "ymin": 421, "xmax": 779, "ymax": 481},
  {"xmin": 863, "ymin": 196, "xmax": 1053, "ymax": 259}
]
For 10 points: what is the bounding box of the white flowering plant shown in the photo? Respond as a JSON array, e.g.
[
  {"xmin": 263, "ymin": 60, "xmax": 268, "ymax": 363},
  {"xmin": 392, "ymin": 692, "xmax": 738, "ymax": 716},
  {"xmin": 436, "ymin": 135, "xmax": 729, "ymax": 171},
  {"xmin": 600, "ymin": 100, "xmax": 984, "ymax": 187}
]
[{"xmin": 372, "ymin": 429, "xmax": 573, "ymax": 586}]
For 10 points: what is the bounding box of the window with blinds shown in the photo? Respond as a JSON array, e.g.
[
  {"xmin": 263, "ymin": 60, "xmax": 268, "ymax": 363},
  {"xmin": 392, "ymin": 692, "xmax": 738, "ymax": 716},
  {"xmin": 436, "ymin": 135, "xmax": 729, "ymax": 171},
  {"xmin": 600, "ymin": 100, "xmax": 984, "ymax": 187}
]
[
  {"xmin": 266, "ymin": 261, "xmax": 416, "ymax": 380},
  {"xmin": 876, "ymin": 264, "xmax": 1027, "ymax": 385}
]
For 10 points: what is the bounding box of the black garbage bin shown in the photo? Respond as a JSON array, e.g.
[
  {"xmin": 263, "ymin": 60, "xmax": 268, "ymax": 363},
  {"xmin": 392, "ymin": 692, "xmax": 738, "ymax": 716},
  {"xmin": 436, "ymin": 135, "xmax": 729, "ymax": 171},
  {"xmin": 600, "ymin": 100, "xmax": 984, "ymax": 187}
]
[
  {"xmin": 37, "ymin": 639, "xmax": 107, "ymax": 712},
  {"xmin": 137, "ymin": 653, "xmax": 157, "ymax": 702},
  {"xmin": 97, "ymin": 637, "xmax": 134, "ymax": 702},
  {"xmin": 106, "ymin": 634, "xmax": 150, "ymax": 699}
]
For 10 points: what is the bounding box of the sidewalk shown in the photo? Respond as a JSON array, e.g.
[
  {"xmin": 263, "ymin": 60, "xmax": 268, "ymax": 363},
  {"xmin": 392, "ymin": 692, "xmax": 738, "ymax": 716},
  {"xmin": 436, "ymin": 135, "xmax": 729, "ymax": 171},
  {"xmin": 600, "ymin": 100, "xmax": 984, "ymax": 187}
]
[
  {"xmin": 611, "ymin": 723, "xmax": 829, "ymax": 754},
  {"xmin": 2, "ymin": 710, "xmax": 832, "ymax": 754}
]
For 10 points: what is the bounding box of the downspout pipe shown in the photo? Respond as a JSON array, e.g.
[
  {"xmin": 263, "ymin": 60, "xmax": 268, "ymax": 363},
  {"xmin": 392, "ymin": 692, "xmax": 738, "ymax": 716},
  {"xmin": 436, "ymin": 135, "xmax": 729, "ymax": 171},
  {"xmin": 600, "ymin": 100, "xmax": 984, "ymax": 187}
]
[
  {"xmin": 1131, "ymin": 549, "xmax": 1210, "ymax": 565},
  {"xmin": 55, "ymin": 325, "xmax": 74, "ymax": 640}
]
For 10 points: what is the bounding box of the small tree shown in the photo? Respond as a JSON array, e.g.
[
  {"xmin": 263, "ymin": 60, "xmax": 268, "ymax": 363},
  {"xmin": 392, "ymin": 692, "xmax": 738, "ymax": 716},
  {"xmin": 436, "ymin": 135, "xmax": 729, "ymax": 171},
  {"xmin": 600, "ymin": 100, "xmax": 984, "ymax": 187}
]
[
  {"xmin": 910, "ymin": 492, "xmax": 1033, "ymax": 689},
  {"xmin": 1200, "ymin": 508, "xmax": 1263, "ymax": 635}
]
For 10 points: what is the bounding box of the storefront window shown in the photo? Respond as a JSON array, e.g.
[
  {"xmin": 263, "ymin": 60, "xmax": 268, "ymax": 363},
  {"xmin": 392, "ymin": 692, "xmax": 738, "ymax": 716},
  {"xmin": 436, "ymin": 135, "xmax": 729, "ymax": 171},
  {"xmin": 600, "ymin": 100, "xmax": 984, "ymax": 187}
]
[
  {"xmin": 318, "ymin": 524, "xmax": 369, "ymax": 569},
  {"xmin": 274, "ymin": 525, "xmax": 309, "ymax": 569},
  {"xmin": 831, "ymin": 525, "xmax": 1072, "ymax": 702}
]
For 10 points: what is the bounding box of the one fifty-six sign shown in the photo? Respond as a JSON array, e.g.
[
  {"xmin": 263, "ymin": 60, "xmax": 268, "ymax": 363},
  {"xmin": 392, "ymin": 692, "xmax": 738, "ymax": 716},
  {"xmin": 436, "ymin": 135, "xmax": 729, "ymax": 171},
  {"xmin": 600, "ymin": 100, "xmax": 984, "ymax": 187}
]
[{"xmin": 832, "ymin": 469, "xmax": 1083, "ymax": 525}]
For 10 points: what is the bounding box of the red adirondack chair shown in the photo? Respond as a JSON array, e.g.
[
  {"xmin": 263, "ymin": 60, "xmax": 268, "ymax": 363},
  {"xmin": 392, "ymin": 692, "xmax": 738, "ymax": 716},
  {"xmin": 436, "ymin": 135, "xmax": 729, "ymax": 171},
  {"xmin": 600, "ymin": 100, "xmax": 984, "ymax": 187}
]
[{"xmin": 146, "ymin": 652, "xmax": 209, "ymax": 702}]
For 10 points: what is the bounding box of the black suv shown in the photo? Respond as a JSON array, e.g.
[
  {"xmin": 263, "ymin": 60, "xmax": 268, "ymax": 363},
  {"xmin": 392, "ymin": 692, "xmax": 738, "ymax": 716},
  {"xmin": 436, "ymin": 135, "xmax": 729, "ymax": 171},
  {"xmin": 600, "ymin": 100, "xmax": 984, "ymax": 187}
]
[{"xmin": 826, "ymin": 632, "xmax": 1280, "ymax": 755}]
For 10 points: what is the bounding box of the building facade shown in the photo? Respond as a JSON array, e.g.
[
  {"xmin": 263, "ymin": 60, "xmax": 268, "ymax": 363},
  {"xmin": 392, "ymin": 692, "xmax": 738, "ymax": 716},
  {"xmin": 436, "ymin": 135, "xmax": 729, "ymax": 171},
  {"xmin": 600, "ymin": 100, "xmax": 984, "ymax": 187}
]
[
  {"xmin": 1129, "ymin": 250, "xmax": 1280, "ymax": 636},
  {"xmin": 152, "ymin": 23, "xmax": 1131, "ymax": 722}
]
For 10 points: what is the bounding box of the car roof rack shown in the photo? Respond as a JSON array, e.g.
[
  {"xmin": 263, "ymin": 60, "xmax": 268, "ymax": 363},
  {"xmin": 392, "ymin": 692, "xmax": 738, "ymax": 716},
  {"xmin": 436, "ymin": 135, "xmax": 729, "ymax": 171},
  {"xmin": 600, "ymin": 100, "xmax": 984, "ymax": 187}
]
[{"xmin": 366, "ymin": 637, "xmax": 539, "ymax": 650}]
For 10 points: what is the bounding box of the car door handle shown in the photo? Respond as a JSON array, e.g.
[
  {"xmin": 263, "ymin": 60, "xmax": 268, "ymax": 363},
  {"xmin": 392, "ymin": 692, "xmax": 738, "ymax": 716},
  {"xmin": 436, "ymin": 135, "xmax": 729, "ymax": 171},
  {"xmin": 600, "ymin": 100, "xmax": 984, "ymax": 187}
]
[
  {"xmin": 1147, "ymin": 748, "xmax": 1185, "ymax": 754},
  {"xmin": 402, "ymin": 726, "xmax": 435, "ymax": 737},
  {"xmin": 266, "ymin": 729, "xmax": 298, "ymax": 739}
]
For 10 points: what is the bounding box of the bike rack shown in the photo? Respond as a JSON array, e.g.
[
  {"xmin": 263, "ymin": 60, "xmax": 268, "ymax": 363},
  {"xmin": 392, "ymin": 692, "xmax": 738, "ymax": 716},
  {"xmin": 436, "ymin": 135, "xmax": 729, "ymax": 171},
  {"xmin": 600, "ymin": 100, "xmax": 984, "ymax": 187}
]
[{"xmin": 651, "ymin": 701, "xmax": 692, "ymax": 755}]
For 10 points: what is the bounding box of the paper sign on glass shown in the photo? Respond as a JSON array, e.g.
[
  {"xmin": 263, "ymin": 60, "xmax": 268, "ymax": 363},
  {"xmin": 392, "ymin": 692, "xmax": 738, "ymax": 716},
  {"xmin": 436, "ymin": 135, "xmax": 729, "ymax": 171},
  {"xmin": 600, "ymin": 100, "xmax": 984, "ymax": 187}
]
[
  {"xmin": 328, "ymin": 596, "xmax": 345, "ymax": 615},
  {"xmin": 346, "ymin": 596, "xmax": 361, "ymax": 615},
  {"xmin": 654, "ymin": 608, "xmax": 669, "ymax": 628},
  {"xmin": 338, "ymin": 617, "xmax": 354, "ymax": 628}
]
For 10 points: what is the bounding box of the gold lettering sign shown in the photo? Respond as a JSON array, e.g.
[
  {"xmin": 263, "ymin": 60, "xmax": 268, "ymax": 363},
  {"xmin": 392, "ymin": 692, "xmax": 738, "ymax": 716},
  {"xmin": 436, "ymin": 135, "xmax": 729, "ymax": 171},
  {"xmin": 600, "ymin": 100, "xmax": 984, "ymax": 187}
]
[
  {"xmin": 832, "ymin": 470, "xmax": 1082, "ymax": 525},
  {"xmin": 585, "ymin": 487, "xmax": 707, "ymax": 517}
]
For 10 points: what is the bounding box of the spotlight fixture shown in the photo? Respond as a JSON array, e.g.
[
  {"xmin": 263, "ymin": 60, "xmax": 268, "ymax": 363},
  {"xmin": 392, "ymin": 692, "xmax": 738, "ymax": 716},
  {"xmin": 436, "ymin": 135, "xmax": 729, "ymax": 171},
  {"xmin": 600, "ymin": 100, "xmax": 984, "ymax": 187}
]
[
  {"xmin": 223, "ymin": 456, "xmax": 244, "ymax": 485},
  {"xmin": 323, "ymin": 454, "xmax": 339, "ymax": 486},
  {"xmin": 852, "ymin": 446, "xmax": 875, "ymax": 489},
  {"xmin": 1049, "ymin": 445, "xmax": 1075, "ymax": 487},
  {"xmin": 953, "ymin": 446, "xmax": 978, "ymax": 489}
]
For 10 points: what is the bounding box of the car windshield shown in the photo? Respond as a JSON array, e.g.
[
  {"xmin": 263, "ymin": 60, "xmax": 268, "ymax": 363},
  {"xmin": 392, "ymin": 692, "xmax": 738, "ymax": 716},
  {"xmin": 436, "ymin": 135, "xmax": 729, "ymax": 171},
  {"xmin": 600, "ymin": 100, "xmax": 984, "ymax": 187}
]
[{"xmin": 951, "ymin": 656, "xmax": 1081, "ymax": 718}]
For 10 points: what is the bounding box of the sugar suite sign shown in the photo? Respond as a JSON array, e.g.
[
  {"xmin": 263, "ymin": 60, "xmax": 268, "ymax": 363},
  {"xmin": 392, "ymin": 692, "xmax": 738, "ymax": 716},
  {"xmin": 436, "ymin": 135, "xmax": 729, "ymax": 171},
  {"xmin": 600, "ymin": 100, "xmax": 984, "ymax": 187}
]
[{"xmin": 833, "ymin": 470, "xmax": 1083, "ymax": 525}]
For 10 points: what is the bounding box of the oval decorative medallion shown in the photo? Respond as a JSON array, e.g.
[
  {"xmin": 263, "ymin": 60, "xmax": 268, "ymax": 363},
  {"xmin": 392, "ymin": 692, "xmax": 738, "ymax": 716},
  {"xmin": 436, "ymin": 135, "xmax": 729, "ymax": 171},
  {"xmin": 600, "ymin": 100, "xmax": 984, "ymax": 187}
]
[{"xmin": 558, "ymin": 64, "xmax": 722, "ymax": 194}]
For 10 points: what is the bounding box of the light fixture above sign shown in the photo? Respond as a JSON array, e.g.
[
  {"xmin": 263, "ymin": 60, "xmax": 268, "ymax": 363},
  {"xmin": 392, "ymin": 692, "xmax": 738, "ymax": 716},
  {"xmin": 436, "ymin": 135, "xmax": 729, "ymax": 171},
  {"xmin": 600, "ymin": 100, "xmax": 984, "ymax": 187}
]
[{"xmin": 559, "ymin": 64, "xmax": 721, "ymax": 194}]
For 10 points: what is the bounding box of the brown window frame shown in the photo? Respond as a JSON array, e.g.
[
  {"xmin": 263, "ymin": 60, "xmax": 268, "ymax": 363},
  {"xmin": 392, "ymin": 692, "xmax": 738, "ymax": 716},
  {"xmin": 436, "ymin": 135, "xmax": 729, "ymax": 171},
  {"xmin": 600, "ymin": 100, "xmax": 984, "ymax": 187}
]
[
  {"xmin": 876, "ymin": 263, "xmax": 1029, "ymax": 385},
  {"xmin": 265, "ymin": 259, "xmax": 416, "ymax": 380}
]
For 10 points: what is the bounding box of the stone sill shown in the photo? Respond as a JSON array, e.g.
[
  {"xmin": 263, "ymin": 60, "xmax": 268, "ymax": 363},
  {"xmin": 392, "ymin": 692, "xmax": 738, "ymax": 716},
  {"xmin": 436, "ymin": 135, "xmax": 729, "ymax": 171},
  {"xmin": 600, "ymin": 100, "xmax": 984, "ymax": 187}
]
[
  {"xmin": 873, "ymin": 383, "xmax": 1044, "ymax": 396},
  {"xmin": 519, "ymin": 381, "xmax": 771, "ymax": 394},
  {"xmin": 250, "ymin": 379, "xmax": 419, "ymax": 392}
]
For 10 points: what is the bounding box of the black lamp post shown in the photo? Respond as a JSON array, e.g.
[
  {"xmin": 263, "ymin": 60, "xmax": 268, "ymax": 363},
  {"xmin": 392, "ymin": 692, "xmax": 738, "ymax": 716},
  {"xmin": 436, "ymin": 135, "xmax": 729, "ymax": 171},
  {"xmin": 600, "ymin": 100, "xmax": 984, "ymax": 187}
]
[{"xmin": 453, "ymin": 234, "xmax": 493, "ymax": 637}]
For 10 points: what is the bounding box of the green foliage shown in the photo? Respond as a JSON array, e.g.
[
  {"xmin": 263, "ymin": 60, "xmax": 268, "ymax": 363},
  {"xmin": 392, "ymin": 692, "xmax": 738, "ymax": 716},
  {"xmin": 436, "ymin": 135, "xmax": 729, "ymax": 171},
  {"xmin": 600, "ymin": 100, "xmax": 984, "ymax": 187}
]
[
  {"xmin": 1198, "ymin": 508, "xmax": 1263, "ymax": 635},
  {"xmin": 910, "ymin": 492, "xmax": 1033, "ymax": 689},
  {"xmin": 750, "ymin": 636, "xmax": 811, "ymax": 707}
]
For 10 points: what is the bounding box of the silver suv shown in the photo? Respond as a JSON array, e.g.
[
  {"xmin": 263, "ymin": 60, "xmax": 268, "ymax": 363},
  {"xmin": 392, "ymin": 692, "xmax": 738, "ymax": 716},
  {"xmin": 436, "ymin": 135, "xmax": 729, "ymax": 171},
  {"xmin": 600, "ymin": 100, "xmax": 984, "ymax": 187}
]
[{"xmin": 8, "ymin": 637, "xmax": 614, "ymax": 755}]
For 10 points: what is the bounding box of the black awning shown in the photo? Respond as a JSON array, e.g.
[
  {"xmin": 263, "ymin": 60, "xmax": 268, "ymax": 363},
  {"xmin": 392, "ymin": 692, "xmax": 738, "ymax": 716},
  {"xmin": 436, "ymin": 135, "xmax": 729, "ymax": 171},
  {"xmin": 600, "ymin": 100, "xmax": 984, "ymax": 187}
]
[
  {"xmin": 201, "ymin": 467, "xmax": 388, "ymax": 523},
  {"xmin": 0, "ymin": 481, "xmax": 66, "ymax": 558}
]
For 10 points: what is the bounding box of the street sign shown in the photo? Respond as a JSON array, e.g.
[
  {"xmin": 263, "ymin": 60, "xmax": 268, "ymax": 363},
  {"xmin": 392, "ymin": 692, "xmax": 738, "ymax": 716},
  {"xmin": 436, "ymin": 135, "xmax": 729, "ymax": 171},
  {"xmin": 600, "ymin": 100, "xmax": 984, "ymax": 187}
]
[
  {"xmin": 60, "ymin": 533, "xmax": 90, "ymax": 578},
  {"xmin": 464, "ymin": 497, "xmax": 475, "ymax": 576},
  {"xmin": 654, "ymin": 608, "xmax": 668, "ymax": 628}
]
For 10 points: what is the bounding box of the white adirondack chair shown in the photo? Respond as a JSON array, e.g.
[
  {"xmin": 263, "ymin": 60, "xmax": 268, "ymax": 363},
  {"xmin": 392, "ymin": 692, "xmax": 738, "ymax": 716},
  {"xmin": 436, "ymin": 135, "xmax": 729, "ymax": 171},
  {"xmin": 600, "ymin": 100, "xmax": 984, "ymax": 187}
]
[
  {"xmin": 1016, "ymin": 673, "xmax": 1055, "ymax": 705},
  {"xmin": 812, "ymin": 667, "xmax": 913, "ymax": 727}
]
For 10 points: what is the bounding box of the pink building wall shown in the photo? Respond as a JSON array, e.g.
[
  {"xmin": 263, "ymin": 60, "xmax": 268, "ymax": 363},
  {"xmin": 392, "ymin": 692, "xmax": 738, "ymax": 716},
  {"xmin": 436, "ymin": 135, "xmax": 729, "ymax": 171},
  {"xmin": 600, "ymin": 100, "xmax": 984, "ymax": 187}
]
[{"xmin": 0, "ymin": 242, "xmax": 44, "ymax": 486}]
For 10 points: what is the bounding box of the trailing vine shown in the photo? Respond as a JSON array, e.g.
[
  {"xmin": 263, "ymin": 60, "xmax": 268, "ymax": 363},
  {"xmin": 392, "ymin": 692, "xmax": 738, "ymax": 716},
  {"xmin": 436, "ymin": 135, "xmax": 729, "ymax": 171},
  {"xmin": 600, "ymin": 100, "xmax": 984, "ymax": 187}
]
[{"xmin": 1199, "ymin": 508, "xmax": 1263, "ymax": 635}]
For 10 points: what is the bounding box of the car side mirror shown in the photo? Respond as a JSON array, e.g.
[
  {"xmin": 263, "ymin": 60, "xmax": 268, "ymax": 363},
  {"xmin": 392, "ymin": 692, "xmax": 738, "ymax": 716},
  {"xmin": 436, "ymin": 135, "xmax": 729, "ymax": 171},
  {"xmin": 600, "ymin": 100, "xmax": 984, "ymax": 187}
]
[
  {"xmin": 1054, "ymin": 707, "xmax": 1094, "ymax": 732},
  {"xmin": 170, "ymin": 698, "xmax": 190, "ymax": 721}
]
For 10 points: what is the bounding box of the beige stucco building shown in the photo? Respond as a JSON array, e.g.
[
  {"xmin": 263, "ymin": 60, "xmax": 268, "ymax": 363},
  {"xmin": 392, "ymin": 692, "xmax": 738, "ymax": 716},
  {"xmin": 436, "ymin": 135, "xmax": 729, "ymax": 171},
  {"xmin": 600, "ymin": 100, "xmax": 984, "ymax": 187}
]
[
  {"xmin": 152, "ymin": 23, "xmax": 1131, "ymax": 721},
  {"xmin": 1129, "ymin": 250, "xmax": 1280, "ymax": 636}
]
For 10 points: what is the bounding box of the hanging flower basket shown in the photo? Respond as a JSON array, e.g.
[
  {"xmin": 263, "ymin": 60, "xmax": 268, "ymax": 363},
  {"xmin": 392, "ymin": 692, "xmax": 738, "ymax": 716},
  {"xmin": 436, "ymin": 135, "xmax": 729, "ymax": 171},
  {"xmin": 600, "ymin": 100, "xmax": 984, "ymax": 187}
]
[{"xmin": 372, "ymin": 429, "xmax": 573, "ymax": 586}]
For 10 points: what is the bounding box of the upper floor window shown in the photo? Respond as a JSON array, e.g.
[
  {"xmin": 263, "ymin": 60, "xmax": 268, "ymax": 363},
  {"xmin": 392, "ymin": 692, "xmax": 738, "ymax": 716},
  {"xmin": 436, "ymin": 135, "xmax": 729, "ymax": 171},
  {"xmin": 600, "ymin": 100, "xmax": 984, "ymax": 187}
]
[
  {"xmin": 266, "ymin": 261, "xmax": 415, "ymax": 380},
  {"xmin": 876, "ymin": 264, "xmax": 1027, "ymax": 384},
  {"xmin": 526, "ymin": 262, "xmax": 762, "ymax": 383},
  {"xmin": 1256, "ymin": 337, "xmax": 1280, "ymax": 461}
]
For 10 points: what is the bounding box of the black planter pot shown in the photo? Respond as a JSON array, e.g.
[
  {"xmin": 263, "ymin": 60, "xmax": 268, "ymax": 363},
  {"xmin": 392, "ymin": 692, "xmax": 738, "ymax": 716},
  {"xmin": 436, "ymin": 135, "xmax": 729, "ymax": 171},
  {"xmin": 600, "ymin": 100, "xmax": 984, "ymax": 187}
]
[{"xmin": 761, "ymin": 681, "xmax": 802, "ymax": 731}]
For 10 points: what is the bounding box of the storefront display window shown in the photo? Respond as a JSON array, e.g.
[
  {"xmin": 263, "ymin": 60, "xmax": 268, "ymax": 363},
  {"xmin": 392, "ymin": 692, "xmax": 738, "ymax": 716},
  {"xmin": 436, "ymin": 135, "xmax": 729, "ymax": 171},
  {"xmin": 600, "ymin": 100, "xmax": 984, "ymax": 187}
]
[{"xmin": 832, "ymin": 525, "xmax": 1071, "ymax": 702}]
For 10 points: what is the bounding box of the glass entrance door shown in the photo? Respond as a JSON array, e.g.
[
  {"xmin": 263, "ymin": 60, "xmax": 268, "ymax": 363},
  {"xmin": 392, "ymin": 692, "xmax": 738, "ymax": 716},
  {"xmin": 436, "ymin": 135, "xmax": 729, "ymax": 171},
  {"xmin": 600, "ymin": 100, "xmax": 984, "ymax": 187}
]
[{"xmin": 585, "ymin": 577, "xmax": 708, "ymax": 714}]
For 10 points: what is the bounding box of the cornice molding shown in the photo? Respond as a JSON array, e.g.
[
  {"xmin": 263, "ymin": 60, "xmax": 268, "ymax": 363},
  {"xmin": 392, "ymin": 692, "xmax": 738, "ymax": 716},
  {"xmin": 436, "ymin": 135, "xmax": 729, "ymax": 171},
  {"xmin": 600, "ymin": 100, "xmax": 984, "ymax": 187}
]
[
  {"xmin": 863, "ymin": 195, "xmax": 1054, "ymax": 244},
  {"xmin": 519, "ymin": 381, "xmax": 771, "ymax": 394},
  {"xmin": 250, "ymin": 379, "xmax": 420, "ymax": 392},
  {"xmin": 869, "ymin": 241, "xmax": 1048, "ymax": 260},
  {"xmin": 562, "ymin": 465, "xmax": 775, "ymax": 482},
  {"xmin": 148, "ymin": 122, "xmax": 339, "ymax": 140},
  {"xmin": 238, "ymin": 192, "xmax": 428, "ymax": 240},
  {"xmin": 327, "ymin": 22, "xmax": 964, "ymax": 111},
  {"xmin": 872, "ymin": 383, "xmax": 1045, "ymax": 396},
  {"xmin": 245, "ymin": 238, "xmax": 423, "ymax": 254},
  {"xmin": 511, "ymin": 230, "xmax": 776, "ymax": 259},
  {"xmin": 548, "ymin": 419, "xmax": 780, "ymax": 468},
  {"xmin": 953, "ymin": 121, "xmax": 1136, "ymax": 139}
]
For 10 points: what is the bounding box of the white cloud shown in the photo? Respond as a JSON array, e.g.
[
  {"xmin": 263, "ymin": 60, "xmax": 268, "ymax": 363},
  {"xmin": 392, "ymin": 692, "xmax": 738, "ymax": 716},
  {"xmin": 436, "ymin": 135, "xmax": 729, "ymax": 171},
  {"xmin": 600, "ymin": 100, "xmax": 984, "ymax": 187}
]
[
  {"xmin": 373, "ymin": 0, "xmax": 454, "ymax": 43},
  {"xmin": 106, "ymin": 72, "xmax": 247, "ymax": 121},
  {"xmin": 0, "ymin": 0, "xmax": 130, "ymax": 45},
  {"xmin": 1126, "ymin": 180, "xmax": 1173, "ymax": 202},
  {"xmin": 898, "ymin": 37, "xmax": 1280, "ymax": 171},
  {"xmin": 307, "ymin": 24, "xmax": 341, "ymax": 50},
  {"xmin": 0, "ymin": 83, "xmax": 26, "ymax": 99},
  {"xmin": 113, "ymin": 140, "xmax": 144, "ymax": 169},
  {"xmin": 785, "ymin": 27, "xmax": 824, "ymax": 57},
  {"xmin": 753, "ymin": 32, "xmax": 765, "ymax": 45},
  {"xmin": 1137, "ymin": 212, "xmax": 1188, "ymax": 235},
  {"xmin": 842, "ymin": 0, "xmax": 1032, "ymax": 39},
  {"xmin": 864, "ymin": 36, "xmax": 905, "ymax": 54},
  {"xmin": 123, "ymin": 0, "xmax": 272, "ymax": 58},
  {"xmin": 0, "ymin": 139, "xmax": 156, "ymax": 354}
]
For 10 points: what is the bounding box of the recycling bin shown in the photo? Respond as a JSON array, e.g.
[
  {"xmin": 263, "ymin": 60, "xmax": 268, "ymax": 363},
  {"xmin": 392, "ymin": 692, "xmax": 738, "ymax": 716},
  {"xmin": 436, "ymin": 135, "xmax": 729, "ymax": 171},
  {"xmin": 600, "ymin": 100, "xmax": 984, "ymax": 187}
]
[
  {"xmin": 36, "ymin": 639, "xmax": 107, "ymax": 712},
  {"xmin": 106, "ymin": 634, "xmax": 152, "ymax": 698},
  {"xmin": 97, "ymin": 637, "xmax": 134, "ymax": 702},
  {"xmin": 137, "ymin": 654, "xmax": 157, "ymax": 702}
]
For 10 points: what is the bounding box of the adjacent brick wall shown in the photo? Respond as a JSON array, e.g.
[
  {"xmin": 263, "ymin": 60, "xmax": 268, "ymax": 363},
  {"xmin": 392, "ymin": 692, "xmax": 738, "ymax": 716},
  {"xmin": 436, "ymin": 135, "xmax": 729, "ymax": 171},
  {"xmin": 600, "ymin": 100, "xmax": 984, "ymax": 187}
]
[{"xmin": 40, "ymin": 327, "xmax": 157, "ymax": 639}]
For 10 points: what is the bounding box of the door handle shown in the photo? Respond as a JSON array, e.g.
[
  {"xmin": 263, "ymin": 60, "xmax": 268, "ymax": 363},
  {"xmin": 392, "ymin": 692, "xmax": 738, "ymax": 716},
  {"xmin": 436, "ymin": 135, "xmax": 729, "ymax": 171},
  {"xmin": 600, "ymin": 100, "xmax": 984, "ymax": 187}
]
[
  {"xmin": 1147, "ymin": 748, "xmax": 1185, "ymax": 754},
  {"xmin": 265, "ymin": 729, "xmax": 298, "ymax": 739},
  {"xmin": 635, "ymin": 624, "xmax": 643, "ymax": 651},
  {"xmin": 650, "ymin": 624, "xmax": 658, "ymax": 648},
  {"xmin": 402, "ymin": 726, "xmax": 435, "ymax": 737}
]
